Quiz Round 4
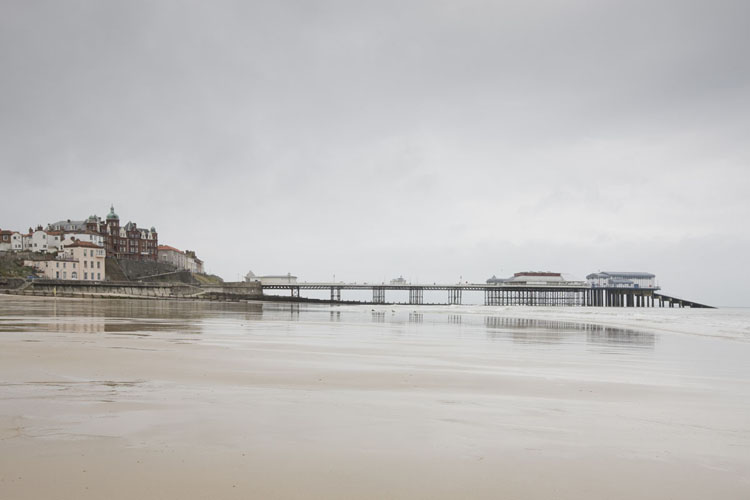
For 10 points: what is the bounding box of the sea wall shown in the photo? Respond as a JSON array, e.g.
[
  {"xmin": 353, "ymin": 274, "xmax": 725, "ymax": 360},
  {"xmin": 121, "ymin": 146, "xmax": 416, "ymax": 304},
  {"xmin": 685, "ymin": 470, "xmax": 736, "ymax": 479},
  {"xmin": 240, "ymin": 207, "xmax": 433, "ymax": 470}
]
[
  {"xmin": 107, "ymin": 258, "xmax": 179, "ymax": 281},
  {"xmin": 7, "ymin": 280, "xmax": 262, "ymax": 301}
]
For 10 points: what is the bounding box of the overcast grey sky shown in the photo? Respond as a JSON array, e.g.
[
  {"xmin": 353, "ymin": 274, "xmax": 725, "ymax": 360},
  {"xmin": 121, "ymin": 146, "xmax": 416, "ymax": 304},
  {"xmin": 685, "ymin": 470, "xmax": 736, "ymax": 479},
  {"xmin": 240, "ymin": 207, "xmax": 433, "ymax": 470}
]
[{"xmin": 1, "ymin": 0, "xmax": 748, "ymax": 305}]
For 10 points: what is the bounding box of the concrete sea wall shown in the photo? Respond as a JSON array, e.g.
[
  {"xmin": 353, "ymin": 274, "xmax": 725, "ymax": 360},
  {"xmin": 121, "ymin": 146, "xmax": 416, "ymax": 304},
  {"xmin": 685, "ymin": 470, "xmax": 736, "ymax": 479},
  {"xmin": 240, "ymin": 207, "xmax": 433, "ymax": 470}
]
[{"xmin": 6, "ymin": 280, "xmax": 262, "ymax": 301}]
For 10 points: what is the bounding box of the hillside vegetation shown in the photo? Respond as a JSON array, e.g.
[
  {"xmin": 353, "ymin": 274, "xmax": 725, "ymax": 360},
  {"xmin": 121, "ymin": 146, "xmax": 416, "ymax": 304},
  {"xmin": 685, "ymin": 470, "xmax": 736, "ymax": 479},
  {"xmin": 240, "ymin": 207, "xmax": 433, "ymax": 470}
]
[{"xmin": 0, "ymin": 253, "xmax": 36, "ymax": 278}]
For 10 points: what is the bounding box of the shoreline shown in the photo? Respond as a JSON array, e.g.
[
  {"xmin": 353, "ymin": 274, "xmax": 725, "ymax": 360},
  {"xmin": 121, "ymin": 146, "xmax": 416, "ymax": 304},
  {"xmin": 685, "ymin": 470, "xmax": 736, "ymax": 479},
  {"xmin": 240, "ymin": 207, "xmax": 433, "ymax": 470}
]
[
  {"xmin": 1, "ymin": 293, "xmax": 746, "ymax": 344},
  {"xmin": 1, "ymin": 296, "xmax": 748, "ymax": 499}
]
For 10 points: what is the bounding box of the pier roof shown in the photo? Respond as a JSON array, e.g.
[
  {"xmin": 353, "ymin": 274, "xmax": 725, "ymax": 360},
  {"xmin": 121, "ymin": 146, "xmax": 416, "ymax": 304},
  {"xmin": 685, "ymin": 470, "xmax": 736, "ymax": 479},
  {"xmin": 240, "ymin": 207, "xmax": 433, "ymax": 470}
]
[{"xmin": 588, "ymin": 271, "xmax": 655, "ymax": 279}]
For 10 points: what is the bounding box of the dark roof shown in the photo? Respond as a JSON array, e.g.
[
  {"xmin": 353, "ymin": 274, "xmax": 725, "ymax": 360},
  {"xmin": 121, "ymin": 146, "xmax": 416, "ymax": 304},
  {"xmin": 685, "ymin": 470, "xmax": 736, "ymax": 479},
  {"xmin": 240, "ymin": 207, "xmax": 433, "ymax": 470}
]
[
  {"xmin": 587, "ymin": 271, "xmax": 655, "ymax": 279},
  {"xmin": 48, "ymin": 220, "xmax": 87, "ymax": 230},
  {"xmin": 65, "ymin": 241, "xmax": 104, "ymax": 249}
]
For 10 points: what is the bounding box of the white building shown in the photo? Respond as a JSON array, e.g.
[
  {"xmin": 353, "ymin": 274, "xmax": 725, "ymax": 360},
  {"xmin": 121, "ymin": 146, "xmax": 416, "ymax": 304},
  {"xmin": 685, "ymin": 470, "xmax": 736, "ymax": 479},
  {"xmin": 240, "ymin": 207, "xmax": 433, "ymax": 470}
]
[
  {"xmin": 158, "ymin": 245, "xmax": 187, "ymax": 269},
  {"xmin": 65, "ymin": 241, "xmax": 106, "ymax": 281},
  {"xmin": 11, "ymin": 232, "xmax": 23, "ymax": 251},
  {"xmin": 184, "ymin": 251, "xmax": 204, "ymax": 274},
  {"xmin": 586, "ymin": 272, "xmax": 656, "ymax": 288},
  {"xmin": 24, "ymin": 256, "xmax": 79, "ymax": 280},
  {"xmin": 62, "ymin": 232, "xmax": 104, "ymax": 248},
  {"xmin": 245, "ymin": 271, "xmax": 297, "ymax": 285},
  {"xmin": 24, "ymin": 241, "xmax": 105, "ymax": 281},
  {"xmin": 158, "ymin": 245, "xmax": 205, "ymax": 274},
  {"xmin": 24, "ymin": 228, "xmax": 63, "ymax": 253}
]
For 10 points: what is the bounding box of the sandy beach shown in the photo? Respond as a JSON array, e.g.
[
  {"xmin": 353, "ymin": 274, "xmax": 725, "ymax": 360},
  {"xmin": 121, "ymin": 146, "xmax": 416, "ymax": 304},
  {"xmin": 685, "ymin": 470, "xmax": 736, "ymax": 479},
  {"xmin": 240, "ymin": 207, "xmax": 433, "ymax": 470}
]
[{"xmin": 1, "ymin": 295, "xmax": 749, "ymax": 499}]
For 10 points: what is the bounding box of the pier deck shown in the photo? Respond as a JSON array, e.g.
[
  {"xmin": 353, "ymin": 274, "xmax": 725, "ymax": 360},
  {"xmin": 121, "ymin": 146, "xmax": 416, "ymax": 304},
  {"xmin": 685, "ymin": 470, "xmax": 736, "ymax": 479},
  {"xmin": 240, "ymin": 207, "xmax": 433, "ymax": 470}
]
[{"xmin": 261, "ymin": 282, "xmax": 712, "ymax": 308}]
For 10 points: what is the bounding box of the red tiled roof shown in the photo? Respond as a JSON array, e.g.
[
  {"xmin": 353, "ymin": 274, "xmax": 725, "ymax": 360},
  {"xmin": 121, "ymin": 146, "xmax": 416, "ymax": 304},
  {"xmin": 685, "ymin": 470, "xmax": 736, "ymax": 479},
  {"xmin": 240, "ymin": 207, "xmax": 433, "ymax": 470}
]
[
  {"xmin": 158, "ymin": 245, "xmax": 182, "ymax": 253},
  {"xmin": 65, "ymin": 241, "xmax": 104, "ymax": 249}
]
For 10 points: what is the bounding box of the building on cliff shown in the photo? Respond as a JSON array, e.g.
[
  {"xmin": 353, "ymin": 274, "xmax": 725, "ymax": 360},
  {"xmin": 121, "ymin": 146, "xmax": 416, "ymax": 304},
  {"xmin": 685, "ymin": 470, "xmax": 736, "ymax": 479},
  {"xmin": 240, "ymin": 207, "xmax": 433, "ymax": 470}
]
[
  {"xmin": 48, "ymin": 205, "xmax": 158, "ymax": 261},
  {"xmin": 24, "ymin": 241, "xmax": 105, "ymax": 281},
  {"xmin": 0, "ymin": 230, "xmax": 13, "ymax": 251},
  {"xmin": 158, "ymin": 245, "xmax": 204, "ymax": 273}
]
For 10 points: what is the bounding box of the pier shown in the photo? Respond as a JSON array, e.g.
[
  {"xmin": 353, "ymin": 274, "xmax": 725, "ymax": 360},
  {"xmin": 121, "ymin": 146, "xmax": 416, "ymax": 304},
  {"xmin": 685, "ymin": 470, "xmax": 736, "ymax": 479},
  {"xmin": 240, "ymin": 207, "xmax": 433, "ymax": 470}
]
[{"xmin": 261, "ymin": 282, "xmax": 714, "ymax": 308}]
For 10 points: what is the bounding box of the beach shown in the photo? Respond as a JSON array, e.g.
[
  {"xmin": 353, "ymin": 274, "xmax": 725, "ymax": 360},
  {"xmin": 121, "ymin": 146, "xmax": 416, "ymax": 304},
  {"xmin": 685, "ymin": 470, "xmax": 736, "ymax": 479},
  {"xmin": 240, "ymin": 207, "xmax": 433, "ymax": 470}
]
[{"xmin": 1, "ymin": 295, "xmax": 749, "ymax": 499}]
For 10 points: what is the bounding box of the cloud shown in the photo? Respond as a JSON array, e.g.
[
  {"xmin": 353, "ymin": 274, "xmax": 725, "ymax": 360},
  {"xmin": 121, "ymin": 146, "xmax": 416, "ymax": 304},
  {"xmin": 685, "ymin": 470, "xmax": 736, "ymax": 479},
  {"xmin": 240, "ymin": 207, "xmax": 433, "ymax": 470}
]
[{"xmin": 0, "ymin": 0, "xmax": 748, "ymax": 304}]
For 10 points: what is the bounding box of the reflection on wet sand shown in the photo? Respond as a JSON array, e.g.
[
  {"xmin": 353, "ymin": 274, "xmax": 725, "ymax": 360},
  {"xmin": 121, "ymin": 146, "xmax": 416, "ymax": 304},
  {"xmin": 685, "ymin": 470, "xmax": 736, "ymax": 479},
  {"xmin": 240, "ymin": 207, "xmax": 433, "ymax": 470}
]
[
  {"xmin": 484, "ymin": 315, "xmax": 655, "ymax": 348},
  {"xmin": 0, "ymin": 298, "xmax": 264, "ymax": 336},
  {"xmin": 408, "ymin": 312, "xmax": 423, "ymax": 324},
  {"xmin": 0, "ymin": 298, "xmax": 656, "ymax": 348}
]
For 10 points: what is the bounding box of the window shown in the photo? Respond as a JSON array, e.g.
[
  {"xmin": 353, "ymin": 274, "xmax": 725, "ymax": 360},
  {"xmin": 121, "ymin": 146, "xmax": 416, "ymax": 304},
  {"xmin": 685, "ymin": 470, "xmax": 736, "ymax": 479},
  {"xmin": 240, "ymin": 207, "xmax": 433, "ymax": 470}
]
[
  {"xmin": 84, "ymin": 272, "xmax": 88, "ymax": 280},
  {"xmin": 56, "ymin": 262, "xmax": 59, "ymax": 268},
  {"xmin": 84, "ymin": 261, "xmax": 88, "ymax": 268},
  {"xmin": 71, "ymin": 272, "xmax": 77, "ymax": 279},
  {"xmin": 63, "ymin": 262, "xmax": 66, "ymax": 268},
  {"xmin": 84, "ymin": 249, "xmax": 87, "ymax": 257},
  {"xmin": 56, "ymin": 272, "xmax": 59, "ymax": 279},
  {"xmin": 97, "ymin": 261, "xmax": 101, "ymax": 269},
  {"xmin": 97, "ymin": 273, "xmax": 101, "ymax": 280}
]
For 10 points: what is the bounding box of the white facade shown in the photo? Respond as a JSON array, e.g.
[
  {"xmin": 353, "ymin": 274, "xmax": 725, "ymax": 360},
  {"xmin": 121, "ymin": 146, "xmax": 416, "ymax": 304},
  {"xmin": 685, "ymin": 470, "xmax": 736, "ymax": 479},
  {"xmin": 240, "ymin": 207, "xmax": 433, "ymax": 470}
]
[
  {"xmin": 246, "ymin": 273, "xmax": 298, "ymax": 285},
  {"xmin": 24, "ymin": 258, "xmax": 80, "ymax": 280},
  {"xmin": 65, "ymin": 242, "xmax": 106, "ymax": 281},
  {"xmin": 158, "ymin": 246, "xmax": 187, "ymax": 269},
  {"xmin": 24, "ymin": 242, "xmax": 106, "ymax": 281},
  {"xmin": 27, "ymin": 229, "xmax": 62, "ymax": 252},
  {"xmin": 62, "ymin": 232, "xmax": 105, "ymax": 247},
  {"xmin": 586, "ymin": 272, "xmax": 656, "ymax": 288},
  {"xmin": 11, "ymin": 232, "xmax": 23, "ymax": 251},
  {"xmin": 184, "ymin": 251, "xmax": 204, "ymax": 274},
  {"xmin": 158, "ymin": 246, "xmax": 205, "ymax": 274}
]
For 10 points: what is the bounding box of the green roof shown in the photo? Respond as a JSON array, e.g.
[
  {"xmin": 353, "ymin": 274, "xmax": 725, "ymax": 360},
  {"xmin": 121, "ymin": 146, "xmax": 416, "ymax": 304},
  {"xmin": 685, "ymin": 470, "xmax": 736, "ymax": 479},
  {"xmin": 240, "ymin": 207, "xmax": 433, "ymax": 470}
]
[{"xmin": 106, "ymin": 205, "xmax": 119, "ymax": 220}]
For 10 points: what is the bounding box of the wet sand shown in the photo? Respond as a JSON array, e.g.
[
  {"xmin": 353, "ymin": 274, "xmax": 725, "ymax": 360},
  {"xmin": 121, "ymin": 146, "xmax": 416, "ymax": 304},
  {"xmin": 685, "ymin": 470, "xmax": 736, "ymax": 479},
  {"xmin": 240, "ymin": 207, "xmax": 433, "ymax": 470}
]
[{"xmin": 1, "ymin": 296, "xmax": 749, "ymax": 499}]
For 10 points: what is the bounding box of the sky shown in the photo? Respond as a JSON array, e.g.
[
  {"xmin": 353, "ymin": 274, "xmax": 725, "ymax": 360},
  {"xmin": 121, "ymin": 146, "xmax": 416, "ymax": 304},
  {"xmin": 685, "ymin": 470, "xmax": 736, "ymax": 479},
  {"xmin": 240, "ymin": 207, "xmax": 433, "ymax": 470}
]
[{"xmin": 1, "ymin": 0, "xmax": 748, "ymax": 306}]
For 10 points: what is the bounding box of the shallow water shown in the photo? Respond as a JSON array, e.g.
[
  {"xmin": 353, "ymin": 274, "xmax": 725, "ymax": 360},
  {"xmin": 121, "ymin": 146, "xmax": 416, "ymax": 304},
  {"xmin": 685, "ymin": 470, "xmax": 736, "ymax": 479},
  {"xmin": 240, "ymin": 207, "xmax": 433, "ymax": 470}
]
[{"xmin": 1, "ymin": 296, "xmax": 749, "ymax": 499}]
